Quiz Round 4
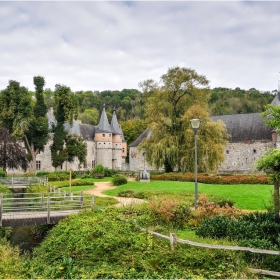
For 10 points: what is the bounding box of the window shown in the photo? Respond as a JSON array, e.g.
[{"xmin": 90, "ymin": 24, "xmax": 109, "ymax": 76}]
[
  {"xmin": 92, "ymin": 160, "xmax": 95, "ymax": 168},
  {"xmin": 123, "ymin": 148, "xmax": 125, "ymax": 153},
  {"xmin": 109, "ymin": 134, "xmax": 111, "ymax": 137},
  {"xmin": 253, "ymin": 149, "xmax": 257, "ymax": 153},
  {"xmin": 36, "ymin": 161, "xmax": 41, "ymax": 170},
  {"xmin": 226, "ymin": 150, "xmax": 229, "ymax": 154},
  {"xmin": 102, "ymin": 133, "xmax": 105, "ymax": 137}
]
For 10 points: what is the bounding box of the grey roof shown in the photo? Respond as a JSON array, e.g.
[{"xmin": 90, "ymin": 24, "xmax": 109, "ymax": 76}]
[
  {"xmin": 129, "ymin": 128, "xmax": 152, "ymax": 147},
  {"xmin": 271, "ymin": 91, "xmax": 280, "ymax": 107},
  {"xmin": 211, "ymin": 113, "xmax": 272, "ymax": 142},
  {"xmin": 110, "ymin": 109, "xmax": 122, "ymax": 135},
  {"xmin": 79, "ymin": 123, "xmax": 96, "ymax": 141},
  {"xmin": 97, "ymin": 104, "xmax": 112, "ymax": 133}
]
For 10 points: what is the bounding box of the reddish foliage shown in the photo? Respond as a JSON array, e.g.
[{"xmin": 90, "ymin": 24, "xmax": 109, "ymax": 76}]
[{"xmin": 150, "ymin": 173, "xmax": 269, "ymax": 185}]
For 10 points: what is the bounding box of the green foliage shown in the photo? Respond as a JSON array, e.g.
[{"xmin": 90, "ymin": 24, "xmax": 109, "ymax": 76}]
[
  {"xmin": 111, "ymin": 174, "xmax": 127, "ymax": 186},
  {"xmin": 140, "ymin": 66, "xmax": 228, "ymax": 172},
  {"xmin": 0, "ymin": 184, "xmax": 12, "ymax": 194},
  {"xmin": 91, "ymin": 164, "xmax": 105, "ymax": 175},
  {"xmin": 209, "ymin": 87, "xmax": 274, "ymax": 115},
  {"xmin": 46, "ymin": 171, "xmax": 70, "ymax": 182},
  {"xmin": 0, "ymin": 168, "xmax": 6, "ymax": 177},
  {"xmin": 104, "ymin": 168, "xmax": 117, "ymax": 177},
  {"xmin": 36, "ymin": 171, "xmax": 50, "ymax": 176},
  {"xmin": 0, "ymin": 239, "xmax": 27, "ymax": 279},
  {"xmin": 25, "ymin": 183, "xmax": 49, "ymax": 194},
  {"xmin": 27, "ymin": 208, "xmax": 249, "ymax": 279}
]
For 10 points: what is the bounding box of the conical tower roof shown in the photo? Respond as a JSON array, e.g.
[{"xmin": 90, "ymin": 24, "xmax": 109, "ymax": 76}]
[
  {"xmin": 97, "ymin": 104, "xmax": 111, "ymax": 133},
  {"xmin": 111, "ymin": 108, "xmax": 126, "ymax": 141},
  {"xmin": 111, "ymin": 108, "xmax": 122, "ymax": 134}
]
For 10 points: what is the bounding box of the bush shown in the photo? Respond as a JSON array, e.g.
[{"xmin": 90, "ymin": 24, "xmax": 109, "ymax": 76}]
[
  {"xmin": 111, "ymin": 175, "xmax": 127, "ymax": 186},
  {"xmin": 104, "ymin": 168, "xmax": 117, "ymax": 177},
  {"xmin": 0, "ymin": 169, "xmax": 6, "ymax": 177},
  {"xmin": 36, "ymin": 171, "xmax": 50, "ymax": 177},
  {"xmin": 150, "ymin": 173, "xmax": 270, "ymax": 184},
  {"xmin": 91, "ymin": 164, "xmax": 105, "ymax": 176},
  {"xmin": 147, "ymin": 197, "xmax": 192, "ymax": 229}
]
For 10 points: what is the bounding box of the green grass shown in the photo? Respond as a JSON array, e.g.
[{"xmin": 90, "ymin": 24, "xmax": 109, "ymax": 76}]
[{"xmin": 103, "ymin": 180, "xmax": 274, "ymax": 211}]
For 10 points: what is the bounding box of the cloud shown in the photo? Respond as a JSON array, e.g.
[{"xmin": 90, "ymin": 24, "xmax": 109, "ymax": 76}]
[{"xmin": 0, "ymin": 1, "xmax": 279, "ymax": 92}]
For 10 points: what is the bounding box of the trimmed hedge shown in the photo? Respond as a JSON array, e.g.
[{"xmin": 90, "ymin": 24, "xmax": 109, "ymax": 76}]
[{"xmin": 150, "ymin": 173, "xmax": 270, "ymax": 185}]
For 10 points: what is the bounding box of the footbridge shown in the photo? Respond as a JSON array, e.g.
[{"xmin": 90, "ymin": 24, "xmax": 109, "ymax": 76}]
[
  {"xmin": 0, "ymin": 176, "xmax": 48, "ymax": 189},
  {"xmin": 0, "ymin": 191, "xmax": 94, "ymax": 227}
]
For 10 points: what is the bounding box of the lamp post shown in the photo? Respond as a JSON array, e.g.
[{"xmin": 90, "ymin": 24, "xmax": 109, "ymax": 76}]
[{"xmin": 190, "ymin": 118, "xmax": 201, "ymax": 209}]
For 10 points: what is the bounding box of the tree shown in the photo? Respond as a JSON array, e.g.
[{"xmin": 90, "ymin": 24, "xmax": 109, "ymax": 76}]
[
  {"xmin": 25, "ymin": 77, "xmax": 49, "ymax": 172},
  {"xmin": 256, "ymin": 104, "xmax": 280, "ymax": 216},
  {"xmin": 255, "ymin": 149, "xmax": 280, "ymax": 216},
  {"xmin": 140, "ymin": 66, "xmax": 228, "ymax": 172},
  {"xmin": 0, "ymin": 78, "xmax": 49, "ymax": 173},
  {"xmin": 0, "ymin": 128, "xmax": 28, "ymax": 173},
  {"xmin": 78, "ymin": 108, "xmax": 99, "ymax": 125},
  {"xmin": 51, "ymin": 84, "xmax": 86, "ymax": 169}
]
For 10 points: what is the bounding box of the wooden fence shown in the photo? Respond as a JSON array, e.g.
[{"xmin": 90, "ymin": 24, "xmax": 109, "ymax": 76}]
[{"xmin": 132, "ymin": 221, "xmax": 280, "ymax": 277}]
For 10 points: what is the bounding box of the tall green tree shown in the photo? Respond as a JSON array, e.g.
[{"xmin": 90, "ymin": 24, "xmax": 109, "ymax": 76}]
[
  {"xmin": 51, "ymin": 84, "xmax": 86, "ymax": 169},
  {"xmin": 0, "ymin": 79, "xmax": 49, "ymax": 173},
  {"xmin": 24, "ymin": 76, "xmax": 49, "ymax": 172},
  {"xmin": 140, "ymin": 66, "xmax": 228, "ymax": 172}
]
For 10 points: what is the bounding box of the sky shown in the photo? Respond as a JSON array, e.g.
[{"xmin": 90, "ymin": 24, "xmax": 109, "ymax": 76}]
[{"xmin": 1, "ymin": 1, "xmax": 280, "ymax": 93}]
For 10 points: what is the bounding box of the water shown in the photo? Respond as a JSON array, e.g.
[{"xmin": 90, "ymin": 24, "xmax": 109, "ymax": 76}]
[{"xmin": 9, "ymin": 225, "xmax": 52, "ymax": 253}]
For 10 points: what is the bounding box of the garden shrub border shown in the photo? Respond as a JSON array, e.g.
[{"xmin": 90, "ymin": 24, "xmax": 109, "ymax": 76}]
[{"xmin": 150, "ymin": 173, "xmax": 270, "ymax": 185}]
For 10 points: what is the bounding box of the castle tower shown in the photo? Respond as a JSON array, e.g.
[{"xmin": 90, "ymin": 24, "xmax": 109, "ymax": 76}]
[
  {"xmin": 95, "ymin": 104, "xmax": 113, "ymax": 168},
  {"xmin": 111, "ymin": 108, "xmax": 127, "ymax": 169}
]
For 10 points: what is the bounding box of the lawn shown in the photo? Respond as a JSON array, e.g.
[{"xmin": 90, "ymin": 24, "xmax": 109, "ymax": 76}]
[{"xmin": 103, "ymin": 180, "xmax": 274, "ymax": 211}]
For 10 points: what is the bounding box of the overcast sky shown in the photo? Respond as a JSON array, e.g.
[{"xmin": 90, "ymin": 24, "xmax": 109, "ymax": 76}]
[{"xmin": 1, "ymin": 1, "xmax": 280, "ymax": 93}]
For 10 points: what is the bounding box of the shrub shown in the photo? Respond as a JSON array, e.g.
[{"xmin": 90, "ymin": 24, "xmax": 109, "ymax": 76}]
[
  {"xmin": 0, "ymin": 169, "xmax": 6, "ymax": 177},
  {"xmin": 147, "ymin": 196, "xmax": 192, "ymax": 228},
  {"xmin": 104, "ymin": 168, "xmax": 117, "ymax": 177},
  {"xmin": 188, "ymin": 194, "xmax": 244, "ymax": 229},
  {"xmin": 150, "ymin": 173, "xmax": 270, "ymax": 184},
  {"xmin": 111, "ymin": 175, "xmax": 127, "ymax": 186},
  {"xmin": 36, "ymin": 171, "xmax": 50, "ymax": 177},
  {"xmin": 91, "ymin": 164, "xmax": 105, "ymax": 175}
]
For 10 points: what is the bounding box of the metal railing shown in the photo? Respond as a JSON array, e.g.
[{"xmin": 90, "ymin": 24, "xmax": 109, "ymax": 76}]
[
  {"xmin": 0, "ymin": 176, "xmax": 48, "ymax": 187},
  {"xmin": 0, "ymin": 191, "xmax": 94, "ymax": 226}
]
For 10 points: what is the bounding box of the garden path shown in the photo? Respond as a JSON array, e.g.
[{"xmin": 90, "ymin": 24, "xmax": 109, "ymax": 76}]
[{"xmin": 84, "ymin": 180, "xmax": 146, "ymax": 207}]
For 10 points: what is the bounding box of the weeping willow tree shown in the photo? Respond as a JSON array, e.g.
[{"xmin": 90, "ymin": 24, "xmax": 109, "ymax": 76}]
[{"xmin": 139, "ymin": 66, "xmax": 228, "ymax": 172}]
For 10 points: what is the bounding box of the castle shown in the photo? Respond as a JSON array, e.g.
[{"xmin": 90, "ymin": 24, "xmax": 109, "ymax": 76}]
[{"xmin": 35, "ymin": 105, "xmax": 127, "ymax": 172}]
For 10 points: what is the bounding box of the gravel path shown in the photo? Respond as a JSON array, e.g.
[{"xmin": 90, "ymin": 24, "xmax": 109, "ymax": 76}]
[{"xmin": 84, "ymin": 181, "xmax": 146, "ymax": 207}]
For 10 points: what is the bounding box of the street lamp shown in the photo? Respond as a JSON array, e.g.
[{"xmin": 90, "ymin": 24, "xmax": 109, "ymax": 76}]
[{"xmin": 190, "ymin": 118, "xmax": 201, "ymax": 209}]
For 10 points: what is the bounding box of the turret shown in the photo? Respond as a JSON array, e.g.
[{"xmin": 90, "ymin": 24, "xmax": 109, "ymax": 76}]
[{"xmin": 95, "ymin": 104, "xmax": 113, "ymax": 168}]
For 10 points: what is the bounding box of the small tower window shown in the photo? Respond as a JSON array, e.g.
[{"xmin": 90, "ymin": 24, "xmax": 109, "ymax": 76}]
[
  {"xmin": 226, "ymin": 150, "xmax": 229, "ymax": 154},
  {"xmin": 253, "ymin": 149, "xmax": 257, "ymax": 153}
]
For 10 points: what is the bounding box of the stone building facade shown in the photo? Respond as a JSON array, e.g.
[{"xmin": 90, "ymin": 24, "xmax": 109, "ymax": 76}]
[{"xmin": 34, "ymin": 105, "xmax": 127, "ymax": 173}]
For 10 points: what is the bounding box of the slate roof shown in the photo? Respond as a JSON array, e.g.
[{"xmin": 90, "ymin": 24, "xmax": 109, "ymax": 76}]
[
  {"xmin": 271, "ymin": 91, "xmax": 280, "ymax": 107},
  {"xmin": 79, "ymin": 123, "xmax": 96, "ymax": 141},
  {"xmin": 129, "ymin": 128, "xmax": 152, "ymax": 147},
  {"xmin": 211, "ymin": 113, "xmax": 272, "ymax": 142},
  {"xmin": 97, "ymin": 104, "xmax": 111, "ymax": 133}
]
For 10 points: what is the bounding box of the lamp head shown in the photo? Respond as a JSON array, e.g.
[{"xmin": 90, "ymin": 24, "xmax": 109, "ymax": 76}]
[{"xmin": 190, "ymin": 118, "xmax": 201, "ymax": 129}]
